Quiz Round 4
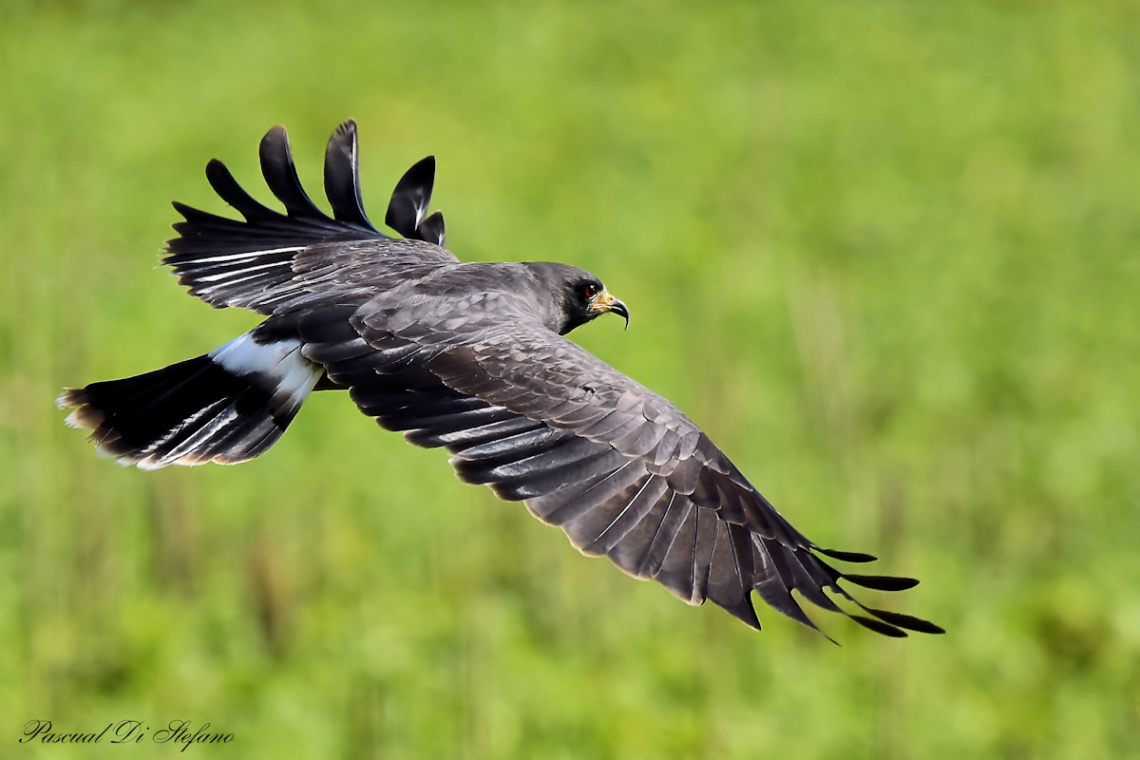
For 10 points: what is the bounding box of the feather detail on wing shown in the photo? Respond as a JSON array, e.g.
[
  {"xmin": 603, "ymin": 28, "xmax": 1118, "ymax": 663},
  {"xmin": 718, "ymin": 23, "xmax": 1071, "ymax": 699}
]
[
  {"xmin": 164, "ymin": 120, "xmax": 454, "ymax": 314},
  {"xmin": 288, "ymin": 306, "xmax": 943, "ymax": 639}
]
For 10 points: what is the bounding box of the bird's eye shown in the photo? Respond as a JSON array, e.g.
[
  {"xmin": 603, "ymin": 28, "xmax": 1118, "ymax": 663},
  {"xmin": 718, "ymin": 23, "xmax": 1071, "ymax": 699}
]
[{"xmin": 583, "ymin": 284, "xmax": 598, "ymax": 299}]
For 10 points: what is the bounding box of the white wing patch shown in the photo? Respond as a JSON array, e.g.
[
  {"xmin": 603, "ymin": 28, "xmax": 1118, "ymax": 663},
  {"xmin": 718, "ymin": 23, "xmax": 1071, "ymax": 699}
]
[{"xmin": 209, "ymin": 333, "xmax": 322, "ymax": 411}]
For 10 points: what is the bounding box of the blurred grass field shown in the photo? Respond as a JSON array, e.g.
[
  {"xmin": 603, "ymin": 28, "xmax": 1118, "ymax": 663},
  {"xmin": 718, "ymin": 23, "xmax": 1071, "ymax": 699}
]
[{"xmin": 2, "ymin": 0, "xmax": 1139, "ymax": 757}]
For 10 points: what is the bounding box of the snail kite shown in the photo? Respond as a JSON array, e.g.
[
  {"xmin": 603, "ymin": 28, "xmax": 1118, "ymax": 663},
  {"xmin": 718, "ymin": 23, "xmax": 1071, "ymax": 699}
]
[{"xmin": 59, "ymin": 120, "xmax": 942, "ymax": 640}]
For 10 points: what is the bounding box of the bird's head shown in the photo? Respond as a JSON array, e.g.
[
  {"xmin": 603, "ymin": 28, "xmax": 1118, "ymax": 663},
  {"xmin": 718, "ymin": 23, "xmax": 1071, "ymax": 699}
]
[
  {"xmin": 523, "ymin": 263, "xmax": 629, "ymax": 335},
  {"xmin": 567, "ymin": 275, "xmax": 629, "ymax": 334}
]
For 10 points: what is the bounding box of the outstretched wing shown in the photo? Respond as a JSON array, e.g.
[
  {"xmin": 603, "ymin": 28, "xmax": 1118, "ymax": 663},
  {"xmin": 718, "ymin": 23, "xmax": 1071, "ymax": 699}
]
[
  {"xmin": 290, "ymin": 301, "xmax": 943, "ymax": 639},
  {"xmin": 164, "ymin": 120, "xmax": 454, "ymax": 314}
]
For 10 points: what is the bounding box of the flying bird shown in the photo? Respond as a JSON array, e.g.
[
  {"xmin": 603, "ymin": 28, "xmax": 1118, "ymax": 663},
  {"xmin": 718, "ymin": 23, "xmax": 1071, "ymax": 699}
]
[{"xmin": 59, "ymin": 120, "xmax": 942, "ymax": 640}]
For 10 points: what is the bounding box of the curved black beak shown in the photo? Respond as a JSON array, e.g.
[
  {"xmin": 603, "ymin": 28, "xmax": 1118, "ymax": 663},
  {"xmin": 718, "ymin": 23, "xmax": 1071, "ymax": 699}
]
[{"xmin": 608, "ymin": 298, "xmax": 630, "ymax": 330}]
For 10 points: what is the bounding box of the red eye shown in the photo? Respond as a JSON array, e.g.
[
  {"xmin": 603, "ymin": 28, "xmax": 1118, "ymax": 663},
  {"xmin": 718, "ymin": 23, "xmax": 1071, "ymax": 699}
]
[{"xmin": 583, "ymin": 284, "xmax": 598, "ymax": 299}]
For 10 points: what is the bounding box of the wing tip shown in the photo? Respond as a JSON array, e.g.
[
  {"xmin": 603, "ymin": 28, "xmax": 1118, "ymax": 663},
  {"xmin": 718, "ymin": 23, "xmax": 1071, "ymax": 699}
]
[
  {"xmin": 815, "ymin": 547, "xmax": 878, "ymax": 563},
  {"xmin": 842, "ymin": 574, "xmax": 921, "ymax": 592},
  {"xmin": 335, "ymin": 117, "xmax": 358, "ymax": 137}
]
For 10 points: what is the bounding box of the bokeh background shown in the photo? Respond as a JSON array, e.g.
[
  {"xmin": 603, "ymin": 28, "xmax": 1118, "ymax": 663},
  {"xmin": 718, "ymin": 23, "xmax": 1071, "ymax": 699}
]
[{"xmin": 2, "ymin": 1, "xmax": 1139, "ymax": 757}]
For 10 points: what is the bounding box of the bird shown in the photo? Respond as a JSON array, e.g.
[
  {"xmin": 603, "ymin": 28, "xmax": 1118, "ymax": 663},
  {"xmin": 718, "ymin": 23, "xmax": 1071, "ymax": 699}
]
[{"xmin": 58, "ymin": 119, "xmax": 942, "ymax": 640}]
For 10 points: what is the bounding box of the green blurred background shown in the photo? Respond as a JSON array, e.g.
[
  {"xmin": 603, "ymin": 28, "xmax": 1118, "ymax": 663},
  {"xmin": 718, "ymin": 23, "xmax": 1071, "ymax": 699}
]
[{"xmin": 2, "ymin": 0, "xmax": 1138, "ymax": 757}]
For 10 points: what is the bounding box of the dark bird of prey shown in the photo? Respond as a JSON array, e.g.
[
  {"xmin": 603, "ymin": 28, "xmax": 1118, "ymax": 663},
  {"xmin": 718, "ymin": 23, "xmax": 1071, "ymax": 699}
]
[{"xmin": 59, "ymin": 120, "xmax": 942, "ymax": 640}]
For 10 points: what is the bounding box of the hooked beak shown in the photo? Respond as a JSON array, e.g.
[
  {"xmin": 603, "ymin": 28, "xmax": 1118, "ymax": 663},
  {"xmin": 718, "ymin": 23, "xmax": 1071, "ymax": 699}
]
[{"xmin": 589, "ymin": 290, "xmax": 630, "ymax": 330}]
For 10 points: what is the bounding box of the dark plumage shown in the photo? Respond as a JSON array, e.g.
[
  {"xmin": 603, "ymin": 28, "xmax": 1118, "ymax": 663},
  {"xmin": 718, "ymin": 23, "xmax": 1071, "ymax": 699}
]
[{"xmin": 59, "ymin": 120, "xmax": 942, "ymax": 640}]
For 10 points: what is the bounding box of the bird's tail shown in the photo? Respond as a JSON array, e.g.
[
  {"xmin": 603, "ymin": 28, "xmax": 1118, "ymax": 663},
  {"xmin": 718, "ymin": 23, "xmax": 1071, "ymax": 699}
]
[{"xmin": 58, "ymin": 331, "xmax": 323, "ymax": 470}]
